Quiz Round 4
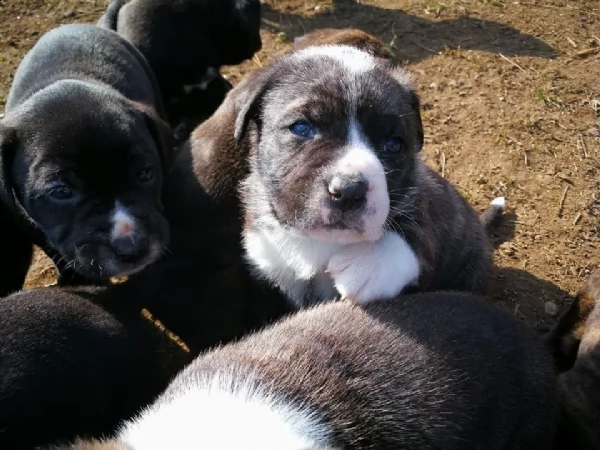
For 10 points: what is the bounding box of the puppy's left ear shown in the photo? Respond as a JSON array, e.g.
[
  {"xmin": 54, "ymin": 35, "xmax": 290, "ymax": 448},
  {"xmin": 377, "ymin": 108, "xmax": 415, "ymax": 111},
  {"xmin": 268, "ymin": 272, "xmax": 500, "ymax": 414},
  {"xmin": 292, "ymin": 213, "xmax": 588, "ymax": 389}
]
[
  {"xmin": 388, "ymin": 66, "xmax": 424, "ymax": 153},
  {"xmin": 233, "ymin": 68, "xmax": 273, "ymax": 142},
  {"xmin": 0, "ymin": 124, "xmax": 19, "ymax": 211},
  {"xmin": 407, "ymin": 88, "xmax": 424, "ymax": 153},
  {"xmin": 134, "ymin": 103, "xmax": 176, "ymax": 172}
]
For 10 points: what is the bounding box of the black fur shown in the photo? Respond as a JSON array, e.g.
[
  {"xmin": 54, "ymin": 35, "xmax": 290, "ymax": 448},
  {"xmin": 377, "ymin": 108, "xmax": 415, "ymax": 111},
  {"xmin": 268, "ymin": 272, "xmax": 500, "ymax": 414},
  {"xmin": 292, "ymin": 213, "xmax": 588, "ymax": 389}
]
[
  {"xmin": 99, "ymin": 0, "xmax": 261, "ymax": 140},
  {"xmin": 0, "ymin": 24, "xmax": 173, "ymax": 287},
  {"xmin": 60, "ymin": 291, "xmax": 558, "ymax": 450},
  {"xmin": 0, "ymin": 285, "xmax": 188, "ymax": 450}
]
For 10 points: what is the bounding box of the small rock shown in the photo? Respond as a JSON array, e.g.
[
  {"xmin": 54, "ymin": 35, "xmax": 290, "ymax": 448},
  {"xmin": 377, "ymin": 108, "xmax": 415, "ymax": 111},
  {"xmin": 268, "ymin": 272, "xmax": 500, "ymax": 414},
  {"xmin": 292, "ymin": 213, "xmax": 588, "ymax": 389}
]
[
  {"xmin": 499, "ymin": 242, "xmax": 516, "ymax": 256},
  {"xmin": 587, "ymin": 127, "xmax": 600, "ymax": 138},
  {"xmin": 545, "ymin": 301, "xmax": 558, "ymax": 317}
]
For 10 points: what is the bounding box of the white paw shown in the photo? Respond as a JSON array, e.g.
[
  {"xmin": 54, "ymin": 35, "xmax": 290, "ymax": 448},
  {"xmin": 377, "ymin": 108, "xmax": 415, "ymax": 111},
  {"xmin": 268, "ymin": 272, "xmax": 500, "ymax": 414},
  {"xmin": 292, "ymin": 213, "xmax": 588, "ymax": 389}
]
[{"xmin": 326, "ymin": 231, "xmax": 421, "ymax": 304}]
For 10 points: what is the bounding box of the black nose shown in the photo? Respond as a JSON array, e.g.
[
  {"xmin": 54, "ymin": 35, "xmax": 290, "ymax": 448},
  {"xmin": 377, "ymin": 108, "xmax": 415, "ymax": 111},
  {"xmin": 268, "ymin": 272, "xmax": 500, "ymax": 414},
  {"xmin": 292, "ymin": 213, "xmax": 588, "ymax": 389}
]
[
  {"xmin": 328, "ymin": 176, "xmax": 369, "ymax": 212},
  {"xmin": 112, "ymin": 236, "xmax": 148, "ymax": 262}
]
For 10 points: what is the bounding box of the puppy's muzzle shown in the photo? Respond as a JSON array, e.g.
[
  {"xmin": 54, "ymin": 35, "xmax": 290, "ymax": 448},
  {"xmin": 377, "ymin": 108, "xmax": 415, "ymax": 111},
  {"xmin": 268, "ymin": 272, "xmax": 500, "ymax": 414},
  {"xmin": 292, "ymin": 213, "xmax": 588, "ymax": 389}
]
[
  {"xmin": 328, "ymin": 175, "xmax": 368, "ymax": 212},
  {"xmin": 111, "ymin": 235, "xmax": 149, "ymax": 263}
]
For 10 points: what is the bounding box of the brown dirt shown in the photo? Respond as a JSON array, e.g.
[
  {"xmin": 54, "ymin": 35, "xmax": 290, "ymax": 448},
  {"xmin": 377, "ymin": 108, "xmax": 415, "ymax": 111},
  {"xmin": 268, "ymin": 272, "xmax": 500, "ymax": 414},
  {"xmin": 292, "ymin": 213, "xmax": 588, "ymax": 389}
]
[{"xmin": 1, "ymin": 0, "xmax": 598, "ymax": 329}]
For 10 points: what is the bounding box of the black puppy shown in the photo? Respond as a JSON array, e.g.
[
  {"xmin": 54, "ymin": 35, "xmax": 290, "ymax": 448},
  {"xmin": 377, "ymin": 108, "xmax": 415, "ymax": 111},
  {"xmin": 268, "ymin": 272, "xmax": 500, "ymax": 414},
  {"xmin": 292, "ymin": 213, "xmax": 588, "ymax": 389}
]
[
  {"xmin": 98, "ymin": 0, "xmax": 261, "ymax": 140},
  {"xmin": 51, "ymin": 291, "xmax": 558, "ymax": 450},
  {"xmin": 0, "ymin": 285, "xmax": 189, "ymax": 450},
  {"xmin": 0, "ymin": 24, "xmax": 173, "ymax": 287}
]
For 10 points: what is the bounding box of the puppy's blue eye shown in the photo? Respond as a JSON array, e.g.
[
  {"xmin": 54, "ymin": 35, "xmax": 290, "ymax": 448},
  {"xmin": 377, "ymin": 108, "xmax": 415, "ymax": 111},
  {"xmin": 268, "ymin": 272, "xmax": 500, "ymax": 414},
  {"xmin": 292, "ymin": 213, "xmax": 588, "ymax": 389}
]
[
  {"xmin": 290, "ymin": 121, "xmax": 315, "ymax": 138},
  {"xmin": 48, "ymin": 184, "xmax": 73, "ymax": 200},
  {"xmin": 383, "ymin": 137, "xmax": 404, "ymax": 153},
  {"xmin": 139, "ymin": 167, "xmax": 154, "ymax": 183}
]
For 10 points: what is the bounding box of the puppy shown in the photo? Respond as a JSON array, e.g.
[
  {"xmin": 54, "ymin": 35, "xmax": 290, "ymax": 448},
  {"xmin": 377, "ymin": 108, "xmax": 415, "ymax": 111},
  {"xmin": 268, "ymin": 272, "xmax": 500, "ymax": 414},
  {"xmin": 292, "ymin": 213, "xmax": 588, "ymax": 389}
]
[
  {"xmin": 0, "ymin": 285, "xmax": 189, "ymax": 450},
  {"xmin": 0, "ymin": 24, "xmax": 172, "ymax": 286},
  {"xmin": 123, "ymin": 256, "xmax": 292, "ymax": 356},
  {"xmin": 47, "ymin": 291, "xmax": 558, "ymax": 450},
  {"xmin": 545, "ymin": 268, "xmax": 600, "ymax": 372},
  {"xmin": 0, "ymin": 204, "xmax": 32, "ymax": 296},
  {"xmin": 99, "ymin": 0, "xmax": 261, "ymax": 139},
  {"xmin": 293, "ymin": 28, "xmax": 396, "ymax": 62},
  {"xmin": 551, "ymin": 268, "xmax": 600, "ymax": 449},
  {"xmin": 234, "ymin": 44, "xmax": 504, "ymax": 307}
]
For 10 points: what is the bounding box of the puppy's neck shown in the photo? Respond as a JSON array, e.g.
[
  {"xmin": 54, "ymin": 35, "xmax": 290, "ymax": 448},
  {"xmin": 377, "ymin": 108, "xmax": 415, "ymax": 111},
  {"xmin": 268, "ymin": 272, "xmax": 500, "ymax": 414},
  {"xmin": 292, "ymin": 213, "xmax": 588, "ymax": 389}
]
[
  {"xmin": 118, "ymin": 371, "xmax": 329, "ymax": 450},
  {"xmin": 241, "ymin": 174, "xmax": 341, "ymax": 306}
]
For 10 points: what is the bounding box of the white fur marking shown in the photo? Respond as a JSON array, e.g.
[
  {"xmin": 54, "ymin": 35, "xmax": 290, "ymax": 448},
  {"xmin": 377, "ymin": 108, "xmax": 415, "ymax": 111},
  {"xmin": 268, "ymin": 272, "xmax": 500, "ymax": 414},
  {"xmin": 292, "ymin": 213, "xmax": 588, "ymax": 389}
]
[
  {"xmin": 332, "ymin": 121, "xmax": 389, "ymax": 241},
  {"xmin": 110, "ymin": 201, "xmax": 136, "ymax": 240},
  {"xmin": 294, "ymin": 45, "xmax": 376, "ymax": 73},
  {"xmin": 327, "ymin": 231, "xmax": 420, "ymax": 304},
  {"xmin": 490, "ymin": 196, "xmax": 506, "ymax": 209},
  {"xmin": 118, "ymin": 372, "xmax": 329, "ymax": 450},
  {"xmin": 244, "ymin": 225, "xmax": 340, "ymax": 307}
]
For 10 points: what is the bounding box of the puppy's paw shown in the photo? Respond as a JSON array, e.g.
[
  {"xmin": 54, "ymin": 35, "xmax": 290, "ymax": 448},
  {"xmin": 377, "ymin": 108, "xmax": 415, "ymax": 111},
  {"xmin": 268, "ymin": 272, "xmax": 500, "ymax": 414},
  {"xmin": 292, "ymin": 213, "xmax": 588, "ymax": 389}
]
[{"xmin": 327, "ymin": 231, "xmax": 420, "ymax": 304}]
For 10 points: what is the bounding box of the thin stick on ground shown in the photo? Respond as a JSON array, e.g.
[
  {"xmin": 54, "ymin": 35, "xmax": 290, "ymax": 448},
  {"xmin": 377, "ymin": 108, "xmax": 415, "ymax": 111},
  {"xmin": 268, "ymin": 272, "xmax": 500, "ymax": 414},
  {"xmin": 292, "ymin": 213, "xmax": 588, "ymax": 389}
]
[
  {"xmin": 499, "ymin": 53, "xmax": 526, "ymax": 73},
  {"xmin": 578, "ymin": 134, "xmax": 589, "ymax": 158},
  {"xmin": 557, "ymin": 185, "xmax": 570, "ymax": 217},
  {"xmin": 441, "ymin": 152, "xmax": 446, "ymax": 178}
]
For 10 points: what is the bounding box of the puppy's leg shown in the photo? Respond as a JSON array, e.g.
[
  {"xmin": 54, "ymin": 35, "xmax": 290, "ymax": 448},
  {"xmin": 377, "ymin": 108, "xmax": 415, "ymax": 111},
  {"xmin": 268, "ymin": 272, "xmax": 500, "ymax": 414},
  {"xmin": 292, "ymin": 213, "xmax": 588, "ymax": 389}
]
[
  {"xmin": 327, "ymin": 231, "xmax": 420, "ymax": 304},
  {"xmin": 0, "ymin": 216, "xmax": 32, "ymax": 296},
  {"xmin": 554, "ymin": 269, "xmax": 600, "ymax": 449},
  {"xmin": 545, "ymin": 268, "xmax": 600, "ymax": 372}
]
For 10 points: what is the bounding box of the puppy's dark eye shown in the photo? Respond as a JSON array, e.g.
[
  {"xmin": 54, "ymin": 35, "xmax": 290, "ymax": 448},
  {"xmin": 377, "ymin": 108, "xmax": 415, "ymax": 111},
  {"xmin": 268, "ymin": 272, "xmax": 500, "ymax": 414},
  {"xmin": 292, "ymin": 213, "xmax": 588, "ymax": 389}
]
[
  {"xmin": 138, "ymin": 167, "xmax": 154, "ymax": 183},
  {"xmin": 290, "ymin": 121, "xmax": 315, "ymax": 138},
  {"xmin": 382, "ymin": 137, "xmax": 404, "ymax": 153},
  {"xmin": 48, "ymin": 184, "xmax": 73, "ymax": 201}
]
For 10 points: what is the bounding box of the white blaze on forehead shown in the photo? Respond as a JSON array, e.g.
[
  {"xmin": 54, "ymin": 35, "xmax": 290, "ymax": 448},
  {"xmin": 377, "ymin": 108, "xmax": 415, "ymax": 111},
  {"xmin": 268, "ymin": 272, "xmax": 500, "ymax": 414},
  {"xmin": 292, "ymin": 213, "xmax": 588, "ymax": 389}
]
[
  {"xmin": 293, "ymin": 44, "xmax": 376, "ymax": 73},
  {"xmin": 331, "ymin": 121, "xmax": 390, "ymax": 242},
  {"xmin": 110, "ymin": 201, "xmax": 136, "ymax": 240}
]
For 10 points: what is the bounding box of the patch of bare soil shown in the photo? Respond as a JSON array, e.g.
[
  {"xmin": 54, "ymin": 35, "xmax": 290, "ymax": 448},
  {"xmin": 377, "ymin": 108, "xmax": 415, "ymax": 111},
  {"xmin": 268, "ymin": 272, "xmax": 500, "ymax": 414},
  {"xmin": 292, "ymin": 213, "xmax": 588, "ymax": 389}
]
[{"xmin": 1, "ymin": 0, "xmax": 598, "ymax": 328}]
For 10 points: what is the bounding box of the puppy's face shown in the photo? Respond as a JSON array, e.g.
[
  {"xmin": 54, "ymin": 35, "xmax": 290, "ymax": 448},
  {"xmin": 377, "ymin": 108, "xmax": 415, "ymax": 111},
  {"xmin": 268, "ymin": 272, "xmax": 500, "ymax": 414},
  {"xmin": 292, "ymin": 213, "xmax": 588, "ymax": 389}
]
[
  {"xmin": 0, "ymin": 85, "xmax": 171, "ymax": 279},
  {"xmin": 238, "ymin": 46, "xmax": 423, "ymax": 244}
]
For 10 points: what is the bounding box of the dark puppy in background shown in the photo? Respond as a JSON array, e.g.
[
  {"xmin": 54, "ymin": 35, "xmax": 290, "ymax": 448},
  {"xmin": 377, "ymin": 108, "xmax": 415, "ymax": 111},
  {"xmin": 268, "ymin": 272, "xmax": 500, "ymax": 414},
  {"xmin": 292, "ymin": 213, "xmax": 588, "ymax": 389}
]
[
  {"xmin": 0, "ymin": 285, "xmax": 189, "ymax": 450},
  {"xmin": 0, "ymin": 24, "xmax": 172, "ymax": 287},
  {"xmin": 293, "ymin": 28, "xmax": 396, "ymax": 62},
  {"xmin": 99, "ymin": 0, "xmax": 262, "ymax": 141},
  {"xmin": 49, "ymin": 291, "xmax": 557, "ymax": 450},
  {"xmin": 236, "ymin": 41, "xmax": 504, "ymax": 307},
  {"xmin": 549, "ymin": 268, "xmax": 600, "ymax": 450}
]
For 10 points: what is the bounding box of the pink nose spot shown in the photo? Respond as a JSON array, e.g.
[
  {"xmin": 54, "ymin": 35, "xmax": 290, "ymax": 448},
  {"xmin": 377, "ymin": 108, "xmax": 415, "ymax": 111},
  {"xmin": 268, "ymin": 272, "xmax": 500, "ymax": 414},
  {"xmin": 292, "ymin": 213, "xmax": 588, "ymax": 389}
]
[{"xmin": 117, "ymin": 222, "xmax": 134, "ymax": 236}]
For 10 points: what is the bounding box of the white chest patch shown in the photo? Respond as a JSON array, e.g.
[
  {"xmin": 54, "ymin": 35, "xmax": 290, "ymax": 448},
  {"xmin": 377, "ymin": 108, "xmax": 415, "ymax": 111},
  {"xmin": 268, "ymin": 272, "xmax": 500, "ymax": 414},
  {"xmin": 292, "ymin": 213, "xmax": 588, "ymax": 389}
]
[
  {"xmin": 243, "ymin": 225, "xmax": 341, "ymax": 307},
  {"xmin": 118, "ymin": 372, "xmax": 329, "ymax": 450}
]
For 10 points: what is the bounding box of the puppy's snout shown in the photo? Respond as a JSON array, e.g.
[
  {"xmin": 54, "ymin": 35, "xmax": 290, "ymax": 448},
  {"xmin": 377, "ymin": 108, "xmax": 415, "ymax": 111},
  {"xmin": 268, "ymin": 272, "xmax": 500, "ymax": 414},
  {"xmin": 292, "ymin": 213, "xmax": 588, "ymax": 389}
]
[
  {"xmin": 328, "ymin": 176, "xmax": 368, "ymax": 212},
  {"xmin": 112, "ymin": 236, "xmax": 148, "ymax": 262}
]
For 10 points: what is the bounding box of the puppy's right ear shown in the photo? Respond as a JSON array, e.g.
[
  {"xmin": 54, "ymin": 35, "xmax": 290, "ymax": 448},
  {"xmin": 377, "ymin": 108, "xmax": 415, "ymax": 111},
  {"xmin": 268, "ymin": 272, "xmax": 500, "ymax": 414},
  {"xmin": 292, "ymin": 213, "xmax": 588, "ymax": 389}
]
[
  {"xmin": 233, "ymin": 68, "xmax": 272, "ymax": 142},
  {"xmin": 0, "ymin": 124, "xmax": 19, "ymax": 211}
]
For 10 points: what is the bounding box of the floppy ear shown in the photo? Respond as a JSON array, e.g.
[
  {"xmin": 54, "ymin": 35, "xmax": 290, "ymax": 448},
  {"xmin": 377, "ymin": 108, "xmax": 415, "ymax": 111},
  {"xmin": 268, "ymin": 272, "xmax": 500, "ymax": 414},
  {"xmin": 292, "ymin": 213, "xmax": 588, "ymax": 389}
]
[
  {"xmin": 388, "ymin": 65, "xmax": 424, "ymax": 152},
  {"xmin": 407, "ymin": 88, "xmax": 424, "ymax": 153},
  {"xmin": 134, "ymin": 102, "xmax": 176, "ymax": 172},
  {"xmin": 0, "ymin": 124, "xmax": 19, "ymax": 212},
  {"xmin": 232, "ymin": 68, "xmax": 273, "ymax": 143}
]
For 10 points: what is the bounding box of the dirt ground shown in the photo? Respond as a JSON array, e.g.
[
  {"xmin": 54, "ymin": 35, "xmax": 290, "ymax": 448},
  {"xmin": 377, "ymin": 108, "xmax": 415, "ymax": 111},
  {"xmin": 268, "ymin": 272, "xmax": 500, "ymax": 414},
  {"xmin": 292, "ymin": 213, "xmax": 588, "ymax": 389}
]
[{"xmin": 0, "ymin": 0, "xmax": 598, "ymax": 329}]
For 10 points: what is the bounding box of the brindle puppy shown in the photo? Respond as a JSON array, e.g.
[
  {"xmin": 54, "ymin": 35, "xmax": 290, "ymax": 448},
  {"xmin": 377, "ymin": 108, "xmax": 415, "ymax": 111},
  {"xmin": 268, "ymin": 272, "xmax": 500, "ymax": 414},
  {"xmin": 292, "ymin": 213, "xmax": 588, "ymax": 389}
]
[
  {"xmin": 236, "ymin": 44, "xmax": 504, "ymax": 307},
  {"xmin": 550, "ymin": 268, "xmax": 600, "ymax": 450}
]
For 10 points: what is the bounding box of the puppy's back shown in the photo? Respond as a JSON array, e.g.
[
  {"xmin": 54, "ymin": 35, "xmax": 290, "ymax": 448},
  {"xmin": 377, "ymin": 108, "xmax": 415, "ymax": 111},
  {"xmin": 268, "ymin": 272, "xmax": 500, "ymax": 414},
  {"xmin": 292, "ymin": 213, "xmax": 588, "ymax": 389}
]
[
  {"xmin": 6, "ymin": 24, "xmax": 161, "ymax": 113},
  {"xmin": 165, "ymin": 292, "xmax": 558, "ymax": 449},
  {"xmin": 0, "ymin": 286, "xmax": 182, "ymax": 449}
]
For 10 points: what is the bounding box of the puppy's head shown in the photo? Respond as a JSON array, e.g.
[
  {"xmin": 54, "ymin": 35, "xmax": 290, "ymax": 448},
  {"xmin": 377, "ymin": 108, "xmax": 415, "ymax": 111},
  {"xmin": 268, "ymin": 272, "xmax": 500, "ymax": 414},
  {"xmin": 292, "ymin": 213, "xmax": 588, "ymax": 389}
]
[
  {"xmin": 214, "ymin": 0, "xmax": 262, "ymax": 65},
  {"xmin": 237, "ymin": 45, "xmax": 423, "ymax": 244},
  {"xmin": 293, "ymin": 28, "xmax": 395, "ymax": 63},
  {"xmin": 0, "ymin": 80, "xmax": 172, "ymax": 279}
]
